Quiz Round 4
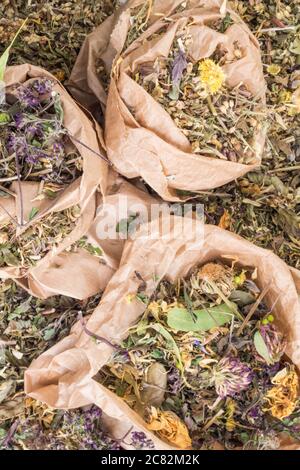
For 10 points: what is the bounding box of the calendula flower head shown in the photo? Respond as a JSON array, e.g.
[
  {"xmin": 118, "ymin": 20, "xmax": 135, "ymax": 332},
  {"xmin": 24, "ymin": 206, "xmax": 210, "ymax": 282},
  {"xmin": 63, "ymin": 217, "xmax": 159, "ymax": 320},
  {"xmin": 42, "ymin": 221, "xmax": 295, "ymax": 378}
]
[
  {"xmin": 191, "ymin": 262, "xmax": 234, "ymax": 296},
  {"xmin": 259, "ymin": 324, "xmax": 287, "ymax": 364},
  {"xmin": 199, "ymin": 59, "xmax": 226, "ymax": 94},
  {"xmin": 279, "ymin": 89, "xmax": 292, "ymax": 104},
  {"xmin": 264, "ymin": 366, "xmax": 299, "ymax": 420},
  {"xmin": 212, "ymin": 356, "xmax": 253, "ymax": 398},
  {"xmin": 147, "ymin": 407, "xmax": 192, "ymax": 449},
  {"xmin": 267, "ymin": 64, "xmax": 281, "ymax": 76}
]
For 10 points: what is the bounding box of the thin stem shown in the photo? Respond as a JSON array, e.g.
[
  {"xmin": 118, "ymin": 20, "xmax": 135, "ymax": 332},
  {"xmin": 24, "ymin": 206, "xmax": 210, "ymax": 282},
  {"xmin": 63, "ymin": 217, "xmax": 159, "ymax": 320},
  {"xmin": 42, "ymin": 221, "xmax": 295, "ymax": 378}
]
[
  {"xmin": 78, "ymin": 311, "xmax": 122, "ymax": 351},
  {"xmin": 14, "ymin": 153, "xmax": 24, "ymax": 226},
  {"xmin": 237, "ymin": 283, "xmax": 271, "ymax": 336},
  {"xmin": 68, "ymin": 133, "xmax": 113, "ymax": 166},
  {"xmin": 0, "ymin": 201, "xmax": 20, "ymax": 227}
]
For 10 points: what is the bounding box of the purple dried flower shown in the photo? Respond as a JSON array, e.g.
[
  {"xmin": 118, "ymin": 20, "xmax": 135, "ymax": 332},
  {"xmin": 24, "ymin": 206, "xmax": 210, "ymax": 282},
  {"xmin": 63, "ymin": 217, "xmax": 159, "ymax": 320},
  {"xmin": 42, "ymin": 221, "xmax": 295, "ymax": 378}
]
[
  {"xmin": 171, "ymin": 49, "xmax": 188, "ymax": 87},
  {"xmin": 247, "ymin": 405, "xmax": 264, "ymax": 425},
  {"xmin": 17, "ymin": 85, "xmax": 40, "ymax": 109},
  {"xmin": 212, "ymin": 356, "xmax": 253, "ymax": 398},
  {"xmin": 265, "ymin": 361, "xmax": 281, "ymax": 378},
  {"xmin": 32, "ymin": 79, "xmax": 53, "ymax": 96},
  {"xmin": 53, "ymin": 141, "xmax": 64, "ymax": 158},
  {"xmin": 13, "ymin": 112, "xmax": 25, "ymax": 129},
  {"xmin": 6, "ymin": 133, "xmax": 27, "ymax": 155},
  {"xmin": 259, "ymin": 324, "xmax": 287, "ymax": 364},
  {"xmin": 168, "ymin": 367, "xmax": 182, "ymax": 394},
  {"xmin": 169, "ymin": 49, "xmax": 188, "ymax": 100},
  {"xmin": 26, "ymin": 123, "xmax": 44, "ymax": 140},
  {"xmin": 130, "ymin": 431, "xmax": 155, "ymax": 450}
]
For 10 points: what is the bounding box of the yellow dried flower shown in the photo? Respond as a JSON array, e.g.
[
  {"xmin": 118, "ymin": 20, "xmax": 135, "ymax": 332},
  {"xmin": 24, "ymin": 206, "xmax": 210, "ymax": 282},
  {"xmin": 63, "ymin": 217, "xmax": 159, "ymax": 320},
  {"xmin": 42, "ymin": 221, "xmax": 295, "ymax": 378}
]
[
  {"xmin": 264, "ymin": 367, "xmax": 299, "ymax": 420},
  {"xmin": 279, "ymin": 89, "xmax": 292, "ymax": 104},
  {"xmin": 234, "ymin": 270, "xmax": 246, "ymax": 287},
  {"xmin": 147, "ymin": 407, "xmax": 192, "ymax": 448},
  {"xmin": 148, "ymin": 301, "xmax": 161, "ymax": 315},
  {"xmin": 267, "ymin": 64, "xmax": 281, "ymax": 76},
  {"xmin": 199, "ymin": 59, "xmax": 226, "ymax": 94}
]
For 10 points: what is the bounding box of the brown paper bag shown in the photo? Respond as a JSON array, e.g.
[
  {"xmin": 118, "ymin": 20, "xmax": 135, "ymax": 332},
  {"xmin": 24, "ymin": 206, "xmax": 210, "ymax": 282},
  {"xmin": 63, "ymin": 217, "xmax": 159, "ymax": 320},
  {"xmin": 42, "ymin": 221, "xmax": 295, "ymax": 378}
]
[
  {"xmin": 69, "ymin": 0, "xmax": 267, "ymax": 201},
  {"xmin": 0, "ymin": 64, "xmax": 108, "ymax": 292},
  {"xmin": 25, "ymin": 217, "xmax": 300, "ymax": 450},
  {"xmin": 23, "ymin": 172, "xmax": 158, "ymax": 299}
]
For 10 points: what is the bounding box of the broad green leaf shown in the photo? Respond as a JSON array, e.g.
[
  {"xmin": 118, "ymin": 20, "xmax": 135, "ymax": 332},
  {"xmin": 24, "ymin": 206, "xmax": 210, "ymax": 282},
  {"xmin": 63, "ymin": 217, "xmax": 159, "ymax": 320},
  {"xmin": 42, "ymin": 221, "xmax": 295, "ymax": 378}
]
[
  {"xmin": 254, "ymin": 331, "xmax": 272, "ymax": 365},
  {"xmin": 0, "ymin": 18, "xmax": 28, "ymax": 82},
  {"xmin": 167, "ymin": 303, "xmax": 232, "ymax": 332}
]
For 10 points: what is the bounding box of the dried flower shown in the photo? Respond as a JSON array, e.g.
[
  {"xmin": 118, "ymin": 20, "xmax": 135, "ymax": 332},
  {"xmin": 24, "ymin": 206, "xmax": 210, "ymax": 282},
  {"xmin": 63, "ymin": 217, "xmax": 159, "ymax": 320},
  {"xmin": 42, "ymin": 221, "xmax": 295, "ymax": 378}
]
[
  {"xmin": 130, "ymin": 431, "xmax": 155, "ymax": 450},
  {"xmin": 32, "ymin": 79, "xmax": 52, "ymax": 96},
  {"xmin": 199, "ymin": 59, "xmax": 226, "ymax": 94},
  {"xmin": 167, "ymin": 367, "xmax": 182, "ymax": 394},
  {"xmin": 212, "ymin": 356, "xmax": 253, "ymax": 398},
  {"xmin": 191, "ymin": 262, "xmax": 234, "ymax": 296},
  {"xmin": 267, "ymin": 64, "xmax": 281, "ymax": 76},
  {"xmin": 147, "ymin": 407, "xmax": 192, "ymax": 448},
  {"xmin": 278, "ymin": 89, "xmax": 292, "ymax": 104},
  {"xmin": 171, "ymin": 50, "xmax": 188, "ymax": 87},
  {"xmin": 258, "ymin": 324, "xmax": 287, "ymax": 364},
  {"xmin": 264, "ymin": 367, "xmax": 299, "ymax": 420},
  {"xmin": 16, "ymin": 84, "xmax": 40, "ymax": 108}
]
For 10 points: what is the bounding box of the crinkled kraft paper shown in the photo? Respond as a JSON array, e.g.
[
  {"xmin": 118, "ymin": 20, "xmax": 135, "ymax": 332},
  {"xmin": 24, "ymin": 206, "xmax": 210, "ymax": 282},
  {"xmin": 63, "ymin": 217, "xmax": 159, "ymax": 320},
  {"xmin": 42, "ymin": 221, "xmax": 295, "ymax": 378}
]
[
  {"xmin": 0, "ymin": 64, "xmax": 107, "ymax": 296},
  {"xmin": 25, "ymin": 218, "xmax": 300, "ymax": 450},
  {"xmin": 69, "ymin": 0, "xmax": 267, "ymax": 201}
]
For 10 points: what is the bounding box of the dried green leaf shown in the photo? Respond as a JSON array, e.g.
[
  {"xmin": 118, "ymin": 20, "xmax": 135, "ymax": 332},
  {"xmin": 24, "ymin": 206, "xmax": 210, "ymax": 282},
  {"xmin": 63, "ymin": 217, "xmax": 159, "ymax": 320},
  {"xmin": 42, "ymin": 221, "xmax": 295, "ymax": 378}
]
[
  {"xmin": 167, "ymin": 303, "xmax": 232, "ymax": 332},
  {"xmin": 254, "ymin": 330, "xmax": 272, "ymax": 365}
]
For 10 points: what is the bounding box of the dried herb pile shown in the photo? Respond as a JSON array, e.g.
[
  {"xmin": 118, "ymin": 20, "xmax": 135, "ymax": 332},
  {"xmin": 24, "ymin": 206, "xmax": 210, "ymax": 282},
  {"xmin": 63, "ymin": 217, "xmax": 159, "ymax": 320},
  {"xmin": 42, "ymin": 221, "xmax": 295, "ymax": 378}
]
[
  {"xmin": 196, "ymin": 0, "xmax": 300, "ymax": 269},
  {"xmin": 0, "ymin": 281, "xmax": 154, "ymax": 450},
  {"xmin": 98, "ymin": 261, "xmax": 300, "ymax": 450},
  {"xmin": 0, "ymin": 0, "xmax": 119, "ymax": 82},
  {"xmin": 0, "ymin": 78, "xmax": 82, "ymax": 187},
  {"xmin": 132, "ymin": 18, "xmax": 265, "ymax": 163},
  {"xmin": 0, "ymin": 205, "xmax": 81, "ymax": 269}
]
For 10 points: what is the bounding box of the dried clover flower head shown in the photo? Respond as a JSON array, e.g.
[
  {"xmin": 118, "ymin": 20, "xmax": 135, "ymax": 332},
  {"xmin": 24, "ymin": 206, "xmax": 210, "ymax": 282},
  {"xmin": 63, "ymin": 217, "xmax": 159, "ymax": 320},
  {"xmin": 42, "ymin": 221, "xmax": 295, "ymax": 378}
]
[
  {"xmin": 259, "ymin": 324, "xmax": 287, "ymax": 364},
  {"xmin": 191, "ymin": 262, "xmax": 234, "ymax": 296},
  {"xmin": 147, "ymin": 407, "xmax": 192, "ymax": 449},
  {"xmin": 212, "ymin": 356, "xmax": 253, "ymax": 398},
  {"xmin": 198, "ymin": 59, "xmax": 226, "ymax": 94},
  {"xmin": 264, "ymin": 366, "xmax": 299, "ymax": 420}
]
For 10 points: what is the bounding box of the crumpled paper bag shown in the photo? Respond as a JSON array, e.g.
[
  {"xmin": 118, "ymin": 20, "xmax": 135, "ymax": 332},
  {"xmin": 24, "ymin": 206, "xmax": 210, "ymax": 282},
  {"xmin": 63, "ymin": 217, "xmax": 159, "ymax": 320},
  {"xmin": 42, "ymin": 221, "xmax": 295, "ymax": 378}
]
[
  {"xmin": 23, "ymin": 172, "xmax": 158, "ymax": 300},
  {"xmin": 69, "ymin": 0, "xmax": 267, "ymax": 201},
  {"xmin": 25, "ymin": 217, "xmax": 300, "ymax": 450},
  {"xmin": 0, "ymin": 64, "xmax": 108, "ymax": 294}
]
